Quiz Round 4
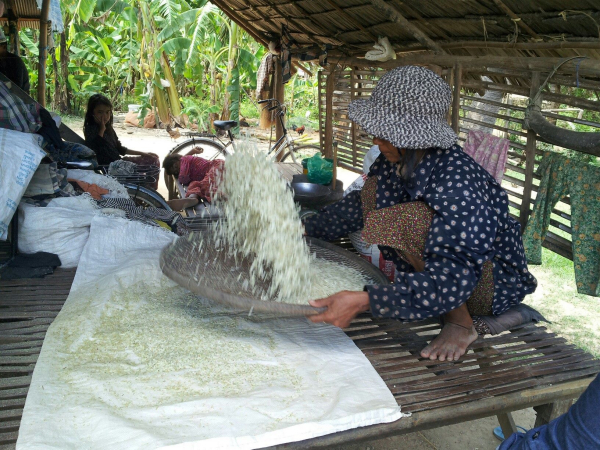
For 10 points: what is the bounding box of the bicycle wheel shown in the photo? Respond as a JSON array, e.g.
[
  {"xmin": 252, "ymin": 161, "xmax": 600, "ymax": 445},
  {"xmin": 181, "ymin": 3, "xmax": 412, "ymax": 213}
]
[
  {"xmin": 280, "ymin": 144, "xmax": 321, "ymax": 164},
  {"xmin": 164, "ymin": 137, "xmax": 227, "ymax": 200},
  {"xmin": 124, "ymin": 184, "xmax": 172, "ymax": 210}
]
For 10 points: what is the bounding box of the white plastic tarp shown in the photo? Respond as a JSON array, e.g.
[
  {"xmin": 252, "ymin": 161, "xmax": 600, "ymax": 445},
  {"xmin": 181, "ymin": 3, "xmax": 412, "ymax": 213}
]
[
  {"xmin": 17, "ymin": 215, "xmax": 404, "ymax": 449},
  {"xmin": 0, "ymin": 128, "xmax": 46, "ymax": 240}
]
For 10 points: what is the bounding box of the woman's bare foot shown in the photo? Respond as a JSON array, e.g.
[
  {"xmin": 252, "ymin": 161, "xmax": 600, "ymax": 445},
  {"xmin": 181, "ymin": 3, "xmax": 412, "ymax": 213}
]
[
  {"xmin": 420, "ymin": 322, "xmax": 478, "ymax": 361},
  {"xmin": 167, "ymin": 198, "xmax": 199, "ymax": 211}
]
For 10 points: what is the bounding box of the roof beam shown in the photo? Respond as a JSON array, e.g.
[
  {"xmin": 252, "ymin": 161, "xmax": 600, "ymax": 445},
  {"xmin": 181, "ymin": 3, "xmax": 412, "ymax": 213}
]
[
  {"xmin": 287, "ymin": 1, "xmax": 348, "ymax": 46},
  {"xmin": 328, "ymin": 54, "xmax": 600, "ymax": 78},
  {"xmin": 210, "ymin": 0, "xmax": 269, "ymax": 47},
  {"xmin": 368, "ymin": 0, "xmax": 446, "ymax": 54},
  {"xmin": 323, "ymin": 0, "xmax": 378, "ymax": 42},
  {"xmin": 391, "ymin": 39, "xmax": 600, "ymax": 52},
  {"xmin": 260, "ymin": 0, "xmax": 334, "ymax": 47},
  {"xmin": 490, "ymin": 0, "xmax": 542, "ymax": 41},
  {"xmin": 397, "ymin": 2, "xmax": 452, "ymax": 41}
]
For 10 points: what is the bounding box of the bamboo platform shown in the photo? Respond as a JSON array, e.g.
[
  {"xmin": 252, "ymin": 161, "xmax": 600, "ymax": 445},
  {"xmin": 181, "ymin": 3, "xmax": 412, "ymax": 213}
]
[
  {"xmin": 0, "ymin": 268, "xmax": 76, "ymax": 450},
  {"xmin": 1, "ymin": 270, "xmax": 598, "ymax": 449}
]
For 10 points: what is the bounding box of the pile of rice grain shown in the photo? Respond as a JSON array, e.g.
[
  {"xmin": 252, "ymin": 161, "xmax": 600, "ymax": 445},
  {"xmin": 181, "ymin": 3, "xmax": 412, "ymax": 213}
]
[{"xmin": 212, "ymin": 141, "xmax": 314, "ymax": 302}]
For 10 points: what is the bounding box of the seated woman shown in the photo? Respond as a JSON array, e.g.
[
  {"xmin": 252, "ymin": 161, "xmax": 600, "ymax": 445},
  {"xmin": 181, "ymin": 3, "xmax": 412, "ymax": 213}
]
[
  {"xmin": 163, "ymin": 149, "xmax": 225, "ymax": 211},
  {"xmin": 83, "ymin": 94, "xmax": 160, "ymax": 174},
  {"xmin": 303, "ymin": 66, "xmax": 537, "ymax": 362}
]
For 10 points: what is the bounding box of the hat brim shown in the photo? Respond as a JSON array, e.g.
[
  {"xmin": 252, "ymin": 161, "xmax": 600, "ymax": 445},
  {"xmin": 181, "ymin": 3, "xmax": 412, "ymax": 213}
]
[{"xmin": 348, "ymin": 98, "xmax": 457, "ymax": 150}]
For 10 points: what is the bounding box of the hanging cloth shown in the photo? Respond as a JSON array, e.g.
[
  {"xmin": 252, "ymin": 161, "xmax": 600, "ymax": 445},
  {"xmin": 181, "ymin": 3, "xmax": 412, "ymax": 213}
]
[
  {"xmin": 463, "ymin": 130, "xmax": 509, "ymax": 183},
  {"xmin": 256, "ymin": 53, "xmax": 275, "ymax": 99},
  {"xmin": 523, "ymin": 151, "xmax": 600, "ymax": 296}
]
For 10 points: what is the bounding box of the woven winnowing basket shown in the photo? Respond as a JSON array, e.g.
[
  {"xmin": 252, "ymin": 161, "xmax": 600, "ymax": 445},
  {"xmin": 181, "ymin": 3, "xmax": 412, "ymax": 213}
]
[{"xmin": 159, "ymin": 233, "xmax": 390, "ymax": 316}]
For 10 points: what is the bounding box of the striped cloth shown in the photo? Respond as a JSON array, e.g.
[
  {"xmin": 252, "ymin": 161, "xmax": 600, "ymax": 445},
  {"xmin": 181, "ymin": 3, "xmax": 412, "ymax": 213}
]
[
  {"xmin": 0, "ymin": 81, "xmax": 41, "ymax": 133},
  {"xmin": 95, "ymin": 198, "xmax": 190, "ymax": 236}
]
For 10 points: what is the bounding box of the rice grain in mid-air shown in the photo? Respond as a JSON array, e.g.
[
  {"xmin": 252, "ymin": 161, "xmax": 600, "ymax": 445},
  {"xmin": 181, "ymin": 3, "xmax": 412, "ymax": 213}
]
[{"xmin": 209, "ymin": 141, "xmax": 368, "ymax": 305}]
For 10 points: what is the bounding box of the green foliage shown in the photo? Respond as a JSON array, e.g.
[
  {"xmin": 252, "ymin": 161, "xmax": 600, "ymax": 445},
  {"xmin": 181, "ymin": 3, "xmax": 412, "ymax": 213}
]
[{"xmin": 18, "ymin": 0, "xmax": 319, "ymax": 125}]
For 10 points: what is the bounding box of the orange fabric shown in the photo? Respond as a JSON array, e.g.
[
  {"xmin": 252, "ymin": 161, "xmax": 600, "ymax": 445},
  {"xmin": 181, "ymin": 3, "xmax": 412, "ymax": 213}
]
[{"xmin": 68, "ymin": 179, "xmax": 109, "ymax": 200}]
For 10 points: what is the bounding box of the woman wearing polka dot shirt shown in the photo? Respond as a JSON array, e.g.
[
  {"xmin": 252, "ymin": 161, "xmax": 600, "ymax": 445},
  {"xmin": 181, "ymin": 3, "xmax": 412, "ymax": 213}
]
[{"xmin": 304, "ymin": 66, "xmax": 537, "ymax": 361}]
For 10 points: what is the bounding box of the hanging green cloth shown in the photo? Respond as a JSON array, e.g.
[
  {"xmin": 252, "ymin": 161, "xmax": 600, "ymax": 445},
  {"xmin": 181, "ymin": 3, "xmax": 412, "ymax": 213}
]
[{"xmin": 523, "ymin": 151, "xmax": 600, "ymax": 296}]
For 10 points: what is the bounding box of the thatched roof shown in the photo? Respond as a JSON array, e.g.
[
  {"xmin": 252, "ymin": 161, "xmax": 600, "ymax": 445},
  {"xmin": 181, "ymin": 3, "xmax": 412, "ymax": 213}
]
[
  {"xmin": 210, "ymin": 0, "xmax": 600, "ymax": 61},
  {"xmin": 0, "ymin": 0, "xmax": 63, "ymax": 31}
]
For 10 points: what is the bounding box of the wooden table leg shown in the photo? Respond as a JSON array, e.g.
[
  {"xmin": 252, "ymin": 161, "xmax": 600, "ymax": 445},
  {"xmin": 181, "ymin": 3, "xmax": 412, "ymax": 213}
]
[
  {"xmin": 497, "ymin": 412, "xmax": 518, "ymax": 438},
  {"xmin": 533, "ymin": 400, "xmax": 573, "ymax": 427}
]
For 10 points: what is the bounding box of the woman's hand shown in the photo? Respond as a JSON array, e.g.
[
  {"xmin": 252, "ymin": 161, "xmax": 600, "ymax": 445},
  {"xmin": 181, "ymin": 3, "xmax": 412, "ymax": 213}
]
[
  {"xmin": 94, "ymin": 114, "xmax": 107, "ymax": 135},
  {"xmin": 308, "ymin": 291, "xmax": 370, "ymax": 328},
  {"xmin": 187, "ymin": 147, "xmax": 204, "ymax": 156}
]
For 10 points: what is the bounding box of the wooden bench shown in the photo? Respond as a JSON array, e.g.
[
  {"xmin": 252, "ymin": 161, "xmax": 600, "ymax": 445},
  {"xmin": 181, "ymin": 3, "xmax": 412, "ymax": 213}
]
[{"xmin": 1, "ymin": 270, "xmax": 598, "ymax": 449}]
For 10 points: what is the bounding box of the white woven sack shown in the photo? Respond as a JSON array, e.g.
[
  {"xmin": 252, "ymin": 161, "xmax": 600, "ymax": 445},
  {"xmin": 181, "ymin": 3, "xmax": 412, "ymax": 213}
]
[
  {"xmin": 18, "ymin": 203, "xmax": 95, "ymax": 268},
  {"xmin": 0, "ymin": 128, "xmax": 46, "ymax": 240}
]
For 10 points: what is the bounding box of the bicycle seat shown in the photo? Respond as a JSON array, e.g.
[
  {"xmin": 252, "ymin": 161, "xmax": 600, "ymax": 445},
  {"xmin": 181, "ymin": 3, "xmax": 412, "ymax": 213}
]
[{"xmin": 213, "ymin": 120, "xmax": 238, "ymax": 131}]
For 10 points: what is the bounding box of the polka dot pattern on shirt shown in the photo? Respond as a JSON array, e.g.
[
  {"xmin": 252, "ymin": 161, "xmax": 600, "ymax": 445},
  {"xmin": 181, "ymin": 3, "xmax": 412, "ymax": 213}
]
[{"xmin": 303, "ymin": 145, "xmax": 537, "ymax": 320}]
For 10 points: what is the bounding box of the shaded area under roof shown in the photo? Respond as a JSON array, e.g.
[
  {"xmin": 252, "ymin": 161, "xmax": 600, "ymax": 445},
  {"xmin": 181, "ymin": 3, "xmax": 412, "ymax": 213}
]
[{"xmin": 209, "ymin": 0, "xmax": 600, "ymax": 61}]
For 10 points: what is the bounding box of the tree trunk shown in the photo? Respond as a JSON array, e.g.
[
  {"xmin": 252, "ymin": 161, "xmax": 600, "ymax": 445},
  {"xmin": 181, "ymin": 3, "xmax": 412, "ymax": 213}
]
[
  {"xmin": 60, "ymin": 31, "xmax": 71, "ymax": 113},
  {"xmin": 209, "ymin": 66, "xmax": 218, "ymax": 130},
  {"xmin": 52, "ymin": 48, "xmax": 60, "ymax": 111}
]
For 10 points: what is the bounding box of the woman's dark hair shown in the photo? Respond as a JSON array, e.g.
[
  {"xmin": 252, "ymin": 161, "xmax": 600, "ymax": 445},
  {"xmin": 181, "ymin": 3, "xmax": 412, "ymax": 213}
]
[
  {"xmin": 163, "ymin": 153, "xmax": 183, "ymax": 177},
  {"xmin": 83, "ymin": 94, "xmax": 113, "ymax": 139}
]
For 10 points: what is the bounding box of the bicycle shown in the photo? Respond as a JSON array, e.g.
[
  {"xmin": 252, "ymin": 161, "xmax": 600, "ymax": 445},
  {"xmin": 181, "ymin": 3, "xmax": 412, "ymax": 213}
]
[{"xmin": 164, "ymin": 98, "xmax": 321, "ymax": 200}]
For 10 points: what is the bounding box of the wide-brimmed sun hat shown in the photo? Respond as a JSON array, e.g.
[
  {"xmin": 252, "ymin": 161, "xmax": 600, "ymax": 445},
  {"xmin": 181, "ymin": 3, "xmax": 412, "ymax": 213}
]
[{"xmin": 348, "ymin": 65, "xmax": 457, "ymax": 150}]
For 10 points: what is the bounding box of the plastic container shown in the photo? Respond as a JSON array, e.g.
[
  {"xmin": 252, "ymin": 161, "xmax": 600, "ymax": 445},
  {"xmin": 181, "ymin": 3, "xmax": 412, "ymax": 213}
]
[{"xmin": 301, "ymin": 158, "xmax": 309, "ymax": 174}]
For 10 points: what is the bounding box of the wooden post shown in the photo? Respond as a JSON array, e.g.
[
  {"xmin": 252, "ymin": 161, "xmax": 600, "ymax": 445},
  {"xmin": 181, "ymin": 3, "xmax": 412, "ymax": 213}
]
[
  {"xmin": 446, "ymin": 67, "xmax": 454, "ymax": 125},
  {"xmin": 451, "ymin": 63, "xmax": 462, "ymax": 133},
  {"xmin": 520, "ymin": 72, "xmax": 540, "ymax": 230},
  {"xmin": 323, "ymin": 69, "xmax": 337, "ymax": 159},
  {"xmin": 273, "ymin": 55, "xmax": 285, "ymax": 161},
  {"xmin": 9, "ymin": 21, "xmax": 20, "ymax": 55},
  {"xmin": 318, "ymin": 70, "xmax": 324, "ymax": 154},
  {"xmin": 332, "ymin": 141, "xmax": 338, "ymax": 190},
  {"xmin": 37, "ymin": 0, "xmax": 51, "ymax": 106},
  {"xmin": 351, "ymin": 67, "xmax": 357, "ymax": 167},
  {"xmin": 534, "ymin": 400, "xmax": 573, "ymax": 427}
]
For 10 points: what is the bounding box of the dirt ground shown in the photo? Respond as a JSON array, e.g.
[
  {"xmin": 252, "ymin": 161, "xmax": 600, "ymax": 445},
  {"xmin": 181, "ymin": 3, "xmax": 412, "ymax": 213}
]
[{"xmin": 63, "ymin": 115, "xmax": 537, "ymax": 450}]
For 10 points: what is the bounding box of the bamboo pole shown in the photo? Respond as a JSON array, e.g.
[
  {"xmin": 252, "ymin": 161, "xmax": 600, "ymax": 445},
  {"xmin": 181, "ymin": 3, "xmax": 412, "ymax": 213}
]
[
  {"xmin": 451, "ymin": 63, "xmax": 462, "ymax": 133},
  {"xmin": 292, "ymin": 61, "xmax": 313, "ymax": 77},
  {"xmin": 368, "ymin": 0, "xmax": 446, "ymax": 54},
  {"xmin": 261, "ymin": 0, "xmax": 332, "ymax": 47},
  {"xmin": 323, "ymin": 0, "xmax": 377, "ymax": 42},
  {"xmin": 491, "ymin": 0, "xmax": 542, "ymax": 40},
  {"xmin": 274, "ymin": 56, "xmax": 285, "ymax": 162},
  {"xmin": 209, "ymin": 0, "xmax": 268, "ymax": 47},
  {"xmin": 520, "ymin": 72, "xmax": 540, "ymax": 230},
  {"xmin": 462, "ymin": 79, "xmax": 600, "ymax": 113},
  {"xmin": 37, "ymin": 0, "xmax": 51, "ymax": 106},
  {"xmin": 328, "ymin": 55, "xmax": 600, "ymax": 78},
  {"xmin": 324, "ymin": 69, "xmax": 338, "ymax": 159},
  {"xmin": 389, "ymin": 40, "xmax": 600, "ymax": 53}
]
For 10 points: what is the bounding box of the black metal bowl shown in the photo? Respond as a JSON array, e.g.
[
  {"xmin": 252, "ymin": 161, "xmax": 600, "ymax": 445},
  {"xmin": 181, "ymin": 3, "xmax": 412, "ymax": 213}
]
[{"xmin": 291, "ymin": 182, "xmax": 331, "ymax": 202}]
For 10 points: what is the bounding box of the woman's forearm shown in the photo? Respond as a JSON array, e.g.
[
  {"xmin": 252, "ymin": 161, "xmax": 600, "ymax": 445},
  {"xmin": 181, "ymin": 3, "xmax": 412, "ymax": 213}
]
[{"xmin": 125, "ymin": 149, "xmax": 145, "ymax": 156}]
